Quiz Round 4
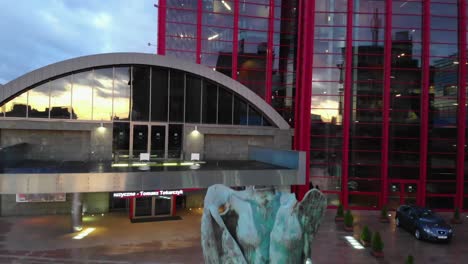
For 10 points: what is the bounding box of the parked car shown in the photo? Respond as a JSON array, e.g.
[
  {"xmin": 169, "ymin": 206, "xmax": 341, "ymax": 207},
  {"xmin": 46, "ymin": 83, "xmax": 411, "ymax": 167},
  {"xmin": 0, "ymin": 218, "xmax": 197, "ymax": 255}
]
[{"xmin": 395, "ymin": 205, "xmax": 453, "ymax": 242}]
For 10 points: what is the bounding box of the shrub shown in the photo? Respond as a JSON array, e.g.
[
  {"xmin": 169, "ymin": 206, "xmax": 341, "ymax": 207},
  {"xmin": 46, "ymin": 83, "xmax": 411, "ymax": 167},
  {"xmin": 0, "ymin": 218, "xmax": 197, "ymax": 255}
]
[
  {"xmin": 371, "ymin": 231, "xmax": 384, "ymax": 253},
  {"xmin": 360, "ymin": 225, "xmax": 371, "ymax": 243},
  {"xmin": 454, "ymin": 207, "xmax": 460, "ymax": 220},
  {"xmin": 344, "ymin": 210, "xmax": 354, "ymax": 228},
  {"xmin": 380, "ymin": 205, "xmax": 388, "ymax": 219},
  {"xmin": 405, "ymin": 255, "xmax": 414, "ymax": 264},
  {"xmin": 336, "ymin": 204, "xmax": 344, "ymax": 218}
]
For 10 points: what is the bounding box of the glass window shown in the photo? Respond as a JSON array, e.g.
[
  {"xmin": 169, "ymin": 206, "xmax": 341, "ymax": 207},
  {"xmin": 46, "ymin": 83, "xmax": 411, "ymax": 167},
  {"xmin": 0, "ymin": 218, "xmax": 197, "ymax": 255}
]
[
  {"xmin": 113, "ymin": 122, "xmax": 130, "ymax": 160},
  {"xmin": 93, "ymin": 68, "xmax": 113, "ymax": 121},
  {"xmin": 168, "ymin": 124, "xmax": 183, "ymax": 159},
  {"xmin": 233, "ymin": 95, "xmax": 247, "ymax": 125},
  {"xmin": 185, "ymin": 74, "xmax": 201, "ymax": 123},
  {"xmin": 28, "ymin": 83, "xmax": 50, "ymax": 118},
  {"xmin": 202, "ymin": 81, "xmax": 218, "ymax": 124},
  {"xmin": 50, "ymin": 76, "xmax": 72, "ymax": 119},
  {"xmin": 4, "ymin": 90, "xmax": 28, "ymax": 118},
  {"xmin": 72, "ymin": 71, "xmax": 93, "ymax": 120},
  {"xmin": 218, "ymin": 88, "xmax": 233, "ymax": 125},
  {"xmin": 426, "ymin": 197, "xmax": 454, "ymax": 209},
  {"xmin": 248, "ymin": 105, "xmax": 262, "ymax": 126},
  {"xmin": 113, "ymin": 67, "xmax": 131, "ymax": 121},
  {"xmin": 348, "ymin": 194, "xmax": 379, "ymax": 208},
  {"xmin": 169, "ymin": 70, "xmax": 185, "ymax": 122},
  {"xmin": 131, "ymin": 66, "xmax": 150, "ymax": 121},
  {"xmin": 151, "ymin": 67, "xmax": 169, "ymax": 122}
]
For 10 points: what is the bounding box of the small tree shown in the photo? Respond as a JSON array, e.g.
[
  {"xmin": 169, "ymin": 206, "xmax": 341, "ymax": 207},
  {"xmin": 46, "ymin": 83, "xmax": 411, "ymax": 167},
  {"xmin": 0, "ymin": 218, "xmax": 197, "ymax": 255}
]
[
  {"xmin": 380, "ymin": 205, "xmax": 388, "ymax": 219},
  {"xmin": 360, "ymin": 225, "xmax": 371, "ymax": 246},
  {"xmin": 336, "ymin": 204, "xmax": 344, "ymax": 218},
  {"xmin": 371, "ymin": 231, "xmax": 384, "ymax": 253},
  {"xmin": 344, "ymin": 210, "xmax": 354, "ymax": 228},
  {"xmin": 405, "ymin": 255, "xmax": 414, "ymax": 264}
]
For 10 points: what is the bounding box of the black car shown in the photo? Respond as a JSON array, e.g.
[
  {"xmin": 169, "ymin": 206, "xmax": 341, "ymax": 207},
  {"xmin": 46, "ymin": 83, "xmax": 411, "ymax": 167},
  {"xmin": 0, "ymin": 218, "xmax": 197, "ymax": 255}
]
[{"xmin": 395, "ymin": 205, "xmax": 453, "ymax": 242}]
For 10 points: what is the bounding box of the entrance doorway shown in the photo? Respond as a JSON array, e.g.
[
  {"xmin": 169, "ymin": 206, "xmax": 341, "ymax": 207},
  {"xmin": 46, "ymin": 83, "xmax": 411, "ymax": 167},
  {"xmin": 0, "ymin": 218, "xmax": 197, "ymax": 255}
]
[
  {"xmin": 130, "ymin": 123, "xmax": 168, "ymax": 160},
  {"xmin": 388, "ymin": 181, "xmax": 418, "ymax": 210}
]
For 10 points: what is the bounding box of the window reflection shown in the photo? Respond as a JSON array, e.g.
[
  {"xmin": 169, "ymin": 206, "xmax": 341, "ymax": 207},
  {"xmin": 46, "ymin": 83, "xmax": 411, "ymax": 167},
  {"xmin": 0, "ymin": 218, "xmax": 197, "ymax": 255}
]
[
  {"xmin": 50, "ymin": 76, "xmax": 72, "ymax": 119},
  {"xmin": 4, "ymin": 90, "xmax": 28, "ymax": 117},
  {"xmin": 28, "ymin": 83, "xmax": 50, "ymax": 118},
  {"xmin": 72, "ymin": 71, "xmax": 93, "ymax": 120},
  {"xmin": 113, "ymin": 67, "xmax": 131, "ymax": 121},
  {"xmin": 93, "ymin": 68, "xmax": 113, "ymax": 121}
]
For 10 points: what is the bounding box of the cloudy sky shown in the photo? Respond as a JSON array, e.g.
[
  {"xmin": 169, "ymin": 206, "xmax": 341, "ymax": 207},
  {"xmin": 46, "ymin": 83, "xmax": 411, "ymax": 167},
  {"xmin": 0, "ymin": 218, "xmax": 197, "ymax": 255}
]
[{"xmin": 0, "ymin": 0, "xmax": 157, "ymax": 84}]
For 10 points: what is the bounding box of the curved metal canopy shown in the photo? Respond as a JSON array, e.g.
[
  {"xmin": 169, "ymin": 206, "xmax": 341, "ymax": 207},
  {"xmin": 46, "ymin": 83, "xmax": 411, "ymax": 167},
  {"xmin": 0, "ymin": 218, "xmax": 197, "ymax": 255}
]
[{"xmin": 1, "ymin": 53, "xmax": 290, "ymax": 129}]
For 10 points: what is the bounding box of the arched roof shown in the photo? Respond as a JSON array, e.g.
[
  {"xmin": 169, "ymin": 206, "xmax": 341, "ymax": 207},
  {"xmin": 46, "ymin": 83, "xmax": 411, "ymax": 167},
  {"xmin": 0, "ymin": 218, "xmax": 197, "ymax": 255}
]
[{"xmin": 1, "ymin": 53, "xmax": 290, "ymax": 129}]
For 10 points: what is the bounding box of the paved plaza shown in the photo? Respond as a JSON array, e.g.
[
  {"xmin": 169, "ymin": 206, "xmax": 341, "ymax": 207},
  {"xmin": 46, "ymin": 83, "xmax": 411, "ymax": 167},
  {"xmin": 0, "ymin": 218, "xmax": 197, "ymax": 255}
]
[{"xmin": 0, "ymin": 209, "xmax": 465, "ymax": 263}]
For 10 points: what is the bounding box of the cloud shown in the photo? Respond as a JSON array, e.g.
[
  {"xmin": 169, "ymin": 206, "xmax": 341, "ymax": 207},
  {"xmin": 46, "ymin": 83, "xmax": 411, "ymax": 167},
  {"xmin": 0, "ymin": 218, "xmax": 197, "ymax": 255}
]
[{"xmin": 0, "ymin": 0, "xmax": 157, "ymax": 84}]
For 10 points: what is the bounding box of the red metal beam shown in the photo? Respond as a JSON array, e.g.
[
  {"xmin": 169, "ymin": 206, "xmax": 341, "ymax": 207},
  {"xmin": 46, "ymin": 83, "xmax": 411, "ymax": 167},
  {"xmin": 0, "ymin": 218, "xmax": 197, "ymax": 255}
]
[
  {"xmin": 381, "ymin": 0, "xmax": 393, "ymax": 208},
  {"xmin": 456, "ymin": 0, "xmax": 467, "ymax": 210},
  {"xmin": 157, "ymin": 0, "xmax": 167, "ymax": 55},
  {"xmin": 419, "ymin": 0, "xmax": 430, "ymax": 207},
  {"xmin": 196, "ymin": 0, "xmax": 202, "ymax": 64},
  {"xmin": 232, "ymin": 0, "xmax": 239, "ymax": 80},
  {"xmin": 341, "ymin": 0, "xmax": 354, "ymax": 209},
  {"xmin": 265, "ymin": 0, "xmax": 275, "ymax": 104},
  {"xmin": 293, "ymin": 0, "xmax": 314, "ymax": 200}
]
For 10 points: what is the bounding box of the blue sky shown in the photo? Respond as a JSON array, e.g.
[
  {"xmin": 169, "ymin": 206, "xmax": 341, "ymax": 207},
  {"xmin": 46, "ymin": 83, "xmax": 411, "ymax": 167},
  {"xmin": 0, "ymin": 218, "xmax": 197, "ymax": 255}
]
[{"xmin": 0, "ymin": 0, "xmax": 157, "ymax": 84}]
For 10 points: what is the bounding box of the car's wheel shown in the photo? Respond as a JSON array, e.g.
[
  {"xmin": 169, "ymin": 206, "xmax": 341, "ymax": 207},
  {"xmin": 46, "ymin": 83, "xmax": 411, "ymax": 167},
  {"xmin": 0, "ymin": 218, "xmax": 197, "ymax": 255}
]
[
  {"xmin": 415, "ymin": 229, "xmax": 421, "ymax": 240},
  {"xmin": 395, "ymin": 217, "xmax": 401, "ymax": 227}
]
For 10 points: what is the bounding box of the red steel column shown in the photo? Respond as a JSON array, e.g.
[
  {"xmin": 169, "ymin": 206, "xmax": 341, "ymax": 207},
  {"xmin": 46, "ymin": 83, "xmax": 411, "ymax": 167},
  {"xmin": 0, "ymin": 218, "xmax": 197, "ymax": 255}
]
[
  {"xmin": 381, "ymin": 0, "xmax": 393, "ymax": 208},
  {"xmin": 157, "ymin": 0, "xmax": 167, "ymax": 55},
  {"xmin": 456, "ymin": 0, "xmax": 467, "ymax": 210},
  {"xmin": 293, "ymin": 0, "xmax": 314, "ymax": 200},
  {"xmin": 341, "ymin": 0, "xmax": 354, "ymax": 209},
  {"xmin": 419, "ymin": 0, "xmax": 430, "ymax": 207},
  {"xmin": 232, "ymin": 0, "xmax": 239, "ymax": 80},
  {"xmin": 265, "ymin": 0, "xmax": 275, "ymax": 104},
  {"xmin": 196, "ymin": 0, "xmax": 203, "ymax": 64}
]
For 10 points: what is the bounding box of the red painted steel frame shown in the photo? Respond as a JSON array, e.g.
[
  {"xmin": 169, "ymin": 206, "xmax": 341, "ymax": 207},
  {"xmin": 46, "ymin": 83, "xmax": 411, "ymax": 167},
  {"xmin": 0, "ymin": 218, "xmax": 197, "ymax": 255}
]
[
  {"xmin": 381, "ymin": 0, "xmax": 392, "ymax": 208},
  {"xmin": 196, "ymin": 0, "xmax": 202, "ymax": 64},
  {"xmin": 456, "ymin": 0, "xmax": 467, "ymax": 209},
  {"xmin": 265, "ymin": 0, "xmax": 275, "ymax": 104},
  {"xmin": 341, "ymin": 0, "xmax": 354, "ymax": 209},
  {"xmin": 157, "ymin": 0, "xmax": 167, "ymax": 55},
  {"xmin": 419, "ymin": 0, "xmax": 430, "ymax": 207},
  {"xmin": 232, "ymin": 0, "xmax": 239, "ymax": 80},
  {"xmin": 292, "ymin": 0, "xmax": 313, "ymax": 200}
]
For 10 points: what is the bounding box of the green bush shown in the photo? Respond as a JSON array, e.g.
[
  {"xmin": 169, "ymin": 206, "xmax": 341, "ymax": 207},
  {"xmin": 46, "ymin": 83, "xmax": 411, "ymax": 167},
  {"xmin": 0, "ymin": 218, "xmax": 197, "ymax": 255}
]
[
  {"xmin": 344, "ymin": 210, "xmax": 354, "ymax": 227},
  {"xmin": 336, "ymin": 204, "xmax": 344, "ymax": 218},
  {"xmin": 371, "ymin": 231, "xmax": 384, "ymax": 253},
  {"xmin": 454, "ymin": 207, "xmax": 460, "ymax": 220},
  {"xmin": 360, "ymin": 225, "xmax": 371, "ymax": 243},
  {"xmin": 380, "ymin": 205, "xmax": 388, "ymax": 219},
  {"xmin": 405, "ymin": 255, "xmax": 414, "ymax": 264}
]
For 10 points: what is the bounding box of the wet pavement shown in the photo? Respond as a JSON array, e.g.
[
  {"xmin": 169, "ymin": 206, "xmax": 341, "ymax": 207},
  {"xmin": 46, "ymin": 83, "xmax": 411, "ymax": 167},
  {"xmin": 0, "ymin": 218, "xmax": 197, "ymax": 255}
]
[{"xmin": 0, "ymin": 209, "xmax": 466, "ymax": 263}]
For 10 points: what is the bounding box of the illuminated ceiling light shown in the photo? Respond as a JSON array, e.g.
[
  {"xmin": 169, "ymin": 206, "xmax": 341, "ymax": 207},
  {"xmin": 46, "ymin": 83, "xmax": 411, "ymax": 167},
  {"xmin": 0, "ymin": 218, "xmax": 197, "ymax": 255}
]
[
  {"xmin": 453, "ymin": 61, "xmax": 459, "ymax": 64},
  {"xmin": 180, "ymin": 34, "xmax": 184, "ymax": 38},
  {"xmin": 395, "ymin": 94, "xmax": 401, "ymax": 97},
  {"xmin": 327, "ymin": 16, "xmax": 331, "ymax": 22},
  {"xmin": 344, "ymin": 236, "xmax": 364, "ymax": 250},
  {"xmin": 325, "ymin": 49, "xmax": 329, "ymax": 53},
  {"xmin": 400, "ymin": 53, "xmax": 405, "ymax": 56},
  {"xmin": 221, "ymin": 0, "xmax": 232, "ymax": 11},
  {"xmin": 163, "ymin": 162, "xmax": 178, "ymax": 166},
  {"xmin": 97, "ymin": 122, "xmax": 106, "ymax": 133},
  {"xmin": 411, "ymin": 29, "xmax": 416, "ymax": 32},
  {"xmin": 208, "ymin": 34, "xmax": 219, "ymax": 40},
  {"xmin": 73, "ymin": 227, "xmax": 96, "ymax": 240},
  {"xmin": 131, "ymin": 163, "xmax": 148, "ymax": 167},
  {"xmin": 453, "ymin": 103, "xmax": 458, "ymax": 106}
]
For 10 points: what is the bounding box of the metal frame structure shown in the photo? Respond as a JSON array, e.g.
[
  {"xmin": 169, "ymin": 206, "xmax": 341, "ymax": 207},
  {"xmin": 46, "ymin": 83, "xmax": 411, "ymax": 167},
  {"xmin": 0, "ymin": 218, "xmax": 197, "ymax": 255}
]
[{"xmin": 158, "ymin": 0, "xmax": 468, "ymax": 211}]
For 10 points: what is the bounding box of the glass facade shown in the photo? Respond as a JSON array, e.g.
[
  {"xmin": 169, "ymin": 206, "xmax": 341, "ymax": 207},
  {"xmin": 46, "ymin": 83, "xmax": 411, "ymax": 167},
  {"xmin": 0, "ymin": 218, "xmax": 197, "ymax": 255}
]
[
  {"xmin": 160, "ymin": 0, "xmax": 298, "ymax": 125},
  {"xmin": 159, "ymin": 0, "xmax": 468, "ymax": 210},
  {"xmin": 308, "ymin": 0, "xmax": 466, "ymax": 210},
  {"xmin": 0, "ymin": 66, "xmax": 272, "ymax": 128}
]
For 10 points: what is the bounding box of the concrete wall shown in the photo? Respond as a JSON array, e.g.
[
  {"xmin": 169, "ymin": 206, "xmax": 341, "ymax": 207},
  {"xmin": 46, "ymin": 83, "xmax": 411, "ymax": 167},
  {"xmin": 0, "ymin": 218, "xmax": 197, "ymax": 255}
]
[
  {"xmin": 183, "ymin": 124, "xmax": 292, "ymax": 160},
  {"xmin": 83, "ymin": 192, "xmax": 109, "ymax": 214},
  {"xmin": 0, "ymin": 120, "xmax": 112, "ymax": 162},
  {"xmin": 0, "ymin": 194, "xmax": 73, "ymax": 216}
]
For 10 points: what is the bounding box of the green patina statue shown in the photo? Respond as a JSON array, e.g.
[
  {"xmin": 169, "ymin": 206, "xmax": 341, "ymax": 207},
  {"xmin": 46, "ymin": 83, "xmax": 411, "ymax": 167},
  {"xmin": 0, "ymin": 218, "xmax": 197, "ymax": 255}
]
[{"xmin": 201, "ymin": 184, "xmax": 326, "ymax": 264}]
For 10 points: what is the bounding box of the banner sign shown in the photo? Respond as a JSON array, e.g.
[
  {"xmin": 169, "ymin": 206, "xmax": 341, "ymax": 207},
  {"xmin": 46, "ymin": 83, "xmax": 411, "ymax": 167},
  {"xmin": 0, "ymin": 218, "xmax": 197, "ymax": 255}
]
[
  {"xmin": 16, "ymin": 193, "xmax": 66, "ymax": 203},
  {"xmin": 113, "ymin": 190, "xmax": 184, "ymax": 198}
]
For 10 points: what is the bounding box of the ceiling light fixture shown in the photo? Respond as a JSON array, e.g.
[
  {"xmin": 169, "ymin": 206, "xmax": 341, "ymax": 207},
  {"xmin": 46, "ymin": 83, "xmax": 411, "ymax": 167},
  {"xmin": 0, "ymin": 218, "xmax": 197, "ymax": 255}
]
[{"xmin": 221, "ymin": 1, "xmax": 232, "ymax": 11}]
